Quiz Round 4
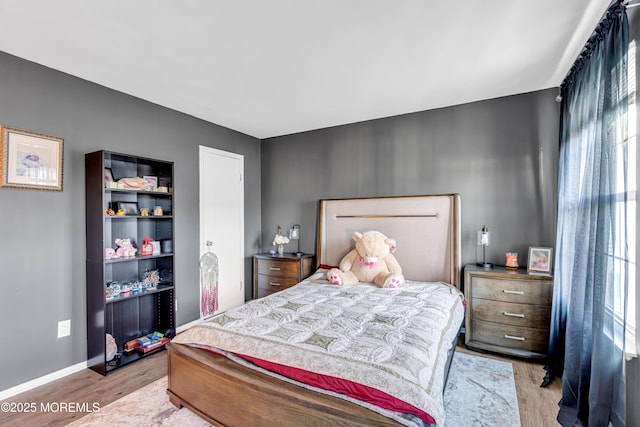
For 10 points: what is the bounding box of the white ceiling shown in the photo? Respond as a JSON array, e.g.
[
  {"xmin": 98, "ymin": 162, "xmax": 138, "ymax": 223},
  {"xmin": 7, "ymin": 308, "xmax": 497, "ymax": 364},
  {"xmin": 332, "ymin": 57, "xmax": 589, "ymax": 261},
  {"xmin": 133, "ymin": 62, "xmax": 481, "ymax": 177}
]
[{"xmin": 0, "ymin": 1, "xmax": 610, "ymax": 139}]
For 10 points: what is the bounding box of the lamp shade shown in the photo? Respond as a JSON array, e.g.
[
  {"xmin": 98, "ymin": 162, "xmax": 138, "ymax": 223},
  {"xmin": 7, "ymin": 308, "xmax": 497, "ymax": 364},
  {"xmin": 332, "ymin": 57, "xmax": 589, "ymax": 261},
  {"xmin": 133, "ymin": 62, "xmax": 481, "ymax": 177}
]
[
  {"xmin": 478, "ymin": 225, "xmax": 490, "ymax": 246},
  {"xmin": 476, "ymin": 225, "xmax": 493, "ymax": 268},
  {"xmin": 289, "ymin": 224, "xmax": 303, "ymax": 256}
]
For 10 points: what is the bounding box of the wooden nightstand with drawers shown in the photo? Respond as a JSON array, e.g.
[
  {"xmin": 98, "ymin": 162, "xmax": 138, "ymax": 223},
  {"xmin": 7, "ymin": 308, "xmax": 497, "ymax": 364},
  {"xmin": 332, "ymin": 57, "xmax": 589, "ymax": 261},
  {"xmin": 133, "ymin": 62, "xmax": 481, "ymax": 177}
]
[
  {"xmin": 464, "ymin": 265, "xmax": 554, "ymax": 359},
  {"xmin": 253, "ymin": 253, "xmax": 315, "ymax": 299}
]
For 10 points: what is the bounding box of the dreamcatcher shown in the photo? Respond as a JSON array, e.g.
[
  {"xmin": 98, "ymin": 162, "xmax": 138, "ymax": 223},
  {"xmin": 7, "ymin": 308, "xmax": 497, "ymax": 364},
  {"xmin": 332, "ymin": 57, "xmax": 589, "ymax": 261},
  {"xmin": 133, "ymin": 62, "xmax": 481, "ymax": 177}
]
[{"xmin": 200, "ymin": 240, "xmax": 219, "ymax": 318}]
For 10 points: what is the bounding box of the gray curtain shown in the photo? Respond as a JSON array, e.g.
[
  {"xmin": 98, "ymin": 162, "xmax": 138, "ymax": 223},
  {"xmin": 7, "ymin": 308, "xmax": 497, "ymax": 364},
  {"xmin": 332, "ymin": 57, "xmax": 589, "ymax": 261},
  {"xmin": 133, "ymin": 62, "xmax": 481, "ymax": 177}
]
[{"xmin": 544, "ymin": 2, "xmax": 629, "ymax": 426}]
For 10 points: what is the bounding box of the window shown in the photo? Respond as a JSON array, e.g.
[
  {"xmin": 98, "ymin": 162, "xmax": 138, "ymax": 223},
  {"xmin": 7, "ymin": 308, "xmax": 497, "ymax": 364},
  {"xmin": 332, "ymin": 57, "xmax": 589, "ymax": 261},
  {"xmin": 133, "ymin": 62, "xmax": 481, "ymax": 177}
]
[
  {"xmin": 603, "ymin": 39, "xmax": 637, "ymax": 361},
  {"xmin": 618, "ymin": 40, "xmax": 637, "ymax": 360},
  {"xmin": 624, "ymin": 39, "xmax": 638, "ymax": 359}
]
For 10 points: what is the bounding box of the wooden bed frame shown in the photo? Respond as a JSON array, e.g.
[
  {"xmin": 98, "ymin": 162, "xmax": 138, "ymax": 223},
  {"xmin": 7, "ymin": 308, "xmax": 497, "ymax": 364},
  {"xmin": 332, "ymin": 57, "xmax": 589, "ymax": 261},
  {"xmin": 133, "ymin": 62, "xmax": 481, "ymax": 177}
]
[{"xmin": 167, "ymin": 194, "xmax": 462, "ymax": 426}]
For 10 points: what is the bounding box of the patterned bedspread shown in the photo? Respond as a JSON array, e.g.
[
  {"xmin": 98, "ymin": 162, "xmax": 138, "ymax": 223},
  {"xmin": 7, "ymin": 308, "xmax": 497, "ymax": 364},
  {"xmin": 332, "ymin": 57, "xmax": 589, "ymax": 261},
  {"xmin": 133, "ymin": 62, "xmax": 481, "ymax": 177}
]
[{"xmin": 173, "ymin": 270, "xmax": 465, "ymax": 426}]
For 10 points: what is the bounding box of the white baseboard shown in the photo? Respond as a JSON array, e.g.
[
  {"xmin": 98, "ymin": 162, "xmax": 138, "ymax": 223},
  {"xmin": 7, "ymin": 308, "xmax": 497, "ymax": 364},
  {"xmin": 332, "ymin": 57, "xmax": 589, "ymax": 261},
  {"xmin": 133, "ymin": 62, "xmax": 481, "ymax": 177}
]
[
  {"xmin": 0, "ymin": 361, "xmax": 87, "ymax": 401},
  {"xmin": 0, "ymin": 320, "xmax": 201, "ymax": 401}
]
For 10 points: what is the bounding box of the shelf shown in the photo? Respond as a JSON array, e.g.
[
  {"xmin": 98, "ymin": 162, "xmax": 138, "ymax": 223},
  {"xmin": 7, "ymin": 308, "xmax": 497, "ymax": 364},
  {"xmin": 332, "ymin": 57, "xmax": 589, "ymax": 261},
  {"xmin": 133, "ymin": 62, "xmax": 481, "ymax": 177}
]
[
  {"xmin": 105, "ymin": 188, "xmax": 172, "ymax": 196},
  {"xmin": 105, "ymin": 253, "xmax": 174, "ymax": 264},
  {"xmin": 106, "ymin": 345, "xmax": 167, "ymax": 372},
  {"xmin": 106, "ymin": 284, "xmax": 174, "ymax": 304},
  {"xmin": 105, "ymin": 215, "xmax": 174, "ymax": 220}
]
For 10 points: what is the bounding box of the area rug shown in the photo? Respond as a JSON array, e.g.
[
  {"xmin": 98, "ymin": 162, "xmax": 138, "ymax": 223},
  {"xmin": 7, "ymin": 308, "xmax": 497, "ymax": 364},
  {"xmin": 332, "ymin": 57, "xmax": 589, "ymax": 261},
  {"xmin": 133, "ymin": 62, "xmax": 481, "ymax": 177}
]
[
  {"xmin": 68, "ymin": 351, "xmax": 519, "ymax": 426},
  {"xmin": 443, "ymin": 352, "xmax": 520, "ymax": 426}
]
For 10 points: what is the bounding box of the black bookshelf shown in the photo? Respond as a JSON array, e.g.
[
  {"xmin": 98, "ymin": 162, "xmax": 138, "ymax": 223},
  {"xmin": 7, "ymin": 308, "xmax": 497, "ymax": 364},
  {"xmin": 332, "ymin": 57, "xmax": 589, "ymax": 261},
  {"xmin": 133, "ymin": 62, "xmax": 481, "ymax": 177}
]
[{"xmin": 85, "ymin": 150, "xmax": 175, "ymax": 375}]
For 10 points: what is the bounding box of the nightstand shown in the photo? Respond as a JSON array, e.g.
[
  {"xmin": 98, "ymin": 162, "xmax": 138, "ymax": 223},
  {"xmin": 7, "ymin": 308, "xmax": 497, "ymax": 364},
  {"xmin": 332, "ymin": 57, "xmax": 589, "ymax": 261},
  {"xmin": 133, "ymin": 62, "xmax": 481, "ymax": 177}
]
[
  {"xmin": 464, "ymin": 265, "xmax": 553, "ymax": 359},
  {"xmin": 253, "ymin": 253, "xmax": 315, "ymax": 299}
]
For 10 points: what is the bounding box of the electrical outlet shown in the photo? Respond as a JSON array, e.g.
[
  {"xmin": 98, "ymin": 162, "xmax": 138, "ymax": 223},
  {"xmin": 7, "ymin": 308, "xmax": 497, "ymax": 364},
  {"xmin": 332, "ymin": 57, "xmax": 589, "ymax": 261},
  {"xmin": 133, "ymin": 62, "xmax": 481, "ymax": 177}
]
[
  {"xmin": 58, "ymin": 319, "xmax": 71, "ymax": 338},
  {"xmin": 175, "ymin": 299, "xmax": 178, "ymax": 312}
]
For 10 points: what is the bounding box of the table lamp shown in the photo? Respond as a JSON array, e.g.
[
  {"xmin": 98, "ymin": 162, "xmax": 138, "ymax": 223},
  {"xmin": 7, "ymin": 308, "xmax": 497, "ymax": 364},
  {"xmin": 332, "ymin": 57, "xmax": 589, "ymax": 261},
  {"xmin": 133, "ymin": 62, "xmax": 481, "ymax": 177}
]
[
  {"xmin": 476, "ymin": 225, "xmax": 493, "ymax": 268},
  {"xmin": 289, "ymin": 224, "xmax": 304, "ymax": 256}
]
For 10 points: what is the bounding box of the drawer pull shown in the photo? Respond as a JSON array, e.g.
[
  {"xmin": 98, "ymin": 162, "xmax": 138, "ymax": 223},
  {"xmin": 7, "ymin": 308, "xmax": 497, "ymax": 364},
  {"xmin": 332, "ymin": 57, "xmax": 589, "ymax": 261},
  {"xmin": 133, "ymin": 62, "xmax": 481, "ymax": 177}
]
[
  {"xmin": 269, "ymin": 282, "xmax": 282, "ymax": 287},
  {"xmin": 504, "ymin": 334, "xmax": 525, "ymax": 341},
  {"xmin": 269, "ymin": 267, "xmax": 281, "ymax": 271},
  {"xmin": 503, "ymin": 312, "xmax": 525, "ymax": 318},
  {"xmin": 503, "ymin": 290, "xmax": 524, "ymax": 295}
]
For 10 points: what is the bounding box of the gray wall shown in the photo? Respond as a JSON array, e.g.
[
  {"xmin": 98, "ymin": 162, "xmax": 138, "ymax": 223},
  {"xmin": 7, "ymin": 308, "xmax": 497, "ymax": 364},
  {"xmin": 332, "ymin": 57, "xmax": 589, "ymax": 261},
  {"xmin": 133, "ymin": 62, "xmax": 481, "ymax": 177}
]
[
  {"xmin": 627, "ymin": 6, "xmax": 640, "ymax": 427},
  {"xmin": 0, "ymin": 51, "xmax": 261, "ymax": 391},
  {"xmin": 261, "ymin": 89, "xmax": 559, "ymax": 273}
]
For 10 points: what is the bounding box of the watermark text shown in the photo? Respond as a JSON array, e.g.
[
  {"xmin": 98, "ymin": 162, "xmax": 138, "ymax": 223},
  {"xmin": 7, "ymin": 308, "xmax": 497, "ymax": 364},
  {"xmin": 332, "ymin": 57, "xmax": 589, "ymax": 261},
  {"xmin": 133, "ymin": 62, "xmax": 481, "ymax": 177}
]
[{"xmin": 0, "ymin": 401, "xmax": 100, "ymax": 413}]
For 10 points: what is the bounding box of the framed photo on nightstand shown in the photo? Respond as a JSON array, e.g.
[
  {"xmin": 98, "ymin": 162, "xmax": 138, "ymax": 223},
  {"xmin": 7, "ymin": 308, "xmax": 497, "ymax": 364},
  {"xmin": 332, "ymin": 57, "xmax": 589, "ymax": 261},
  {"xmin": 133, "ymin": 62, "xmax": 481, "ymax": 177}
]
[{"xmin": 528, "ymin": 247, "xmax": 553, "ymax": 273}]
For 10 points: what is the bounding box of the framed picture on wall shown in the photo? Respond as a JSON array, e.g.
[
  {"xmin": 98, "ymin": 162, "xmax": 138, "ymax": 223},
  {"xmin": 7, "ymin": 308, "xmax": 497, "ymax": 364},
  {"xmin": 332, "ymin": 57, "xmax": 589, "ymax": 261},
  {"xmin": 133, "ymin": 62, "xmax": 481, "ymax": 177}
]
[
  {"xmin": 528, "ymin": 246, "xmax": 553, "ymax": 273},
  {"xmin": 0, "ymin": 126, "xmax": 64, "ymax": 191}
]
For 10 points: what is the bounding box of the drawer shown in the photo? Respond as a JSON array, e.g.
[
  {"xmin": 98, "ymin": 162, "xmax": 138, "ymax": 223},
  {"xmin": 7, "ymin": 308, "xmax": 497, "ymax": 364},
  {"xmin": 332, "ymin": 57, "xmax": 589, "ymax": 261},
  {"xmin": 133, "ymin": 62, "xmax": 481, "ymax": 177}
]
[
  {"xmin": 471, "ymin": 319, "xmax": 549, "ymax": 353},
  {"xmin": 471, "ymin": 298, "xmax": 551, "ymax": 329},
  {"xmin": 257, "ymin": 274, "xmax": 299, "ymax": 293},
  {"xmin": 471, "ymin": 277, "xmax": 552, "ymax": 305},
  {"xmin": 257, "ymin": 288, "xmax": 278, "ymax": 299},
  {"xmin": 257, "ymin": 259, "xmax": 299, "ymax": 278}
]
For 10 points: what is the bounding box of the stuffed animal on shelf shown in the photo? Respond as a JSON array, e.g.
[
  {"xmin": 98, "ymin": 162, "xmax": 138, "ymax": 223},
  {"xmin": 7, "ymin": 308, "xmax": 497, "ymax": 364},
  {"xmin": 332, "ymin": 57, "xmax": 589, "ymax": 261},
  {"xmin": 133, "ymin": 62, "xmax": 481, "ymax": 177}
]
[
  {"xmin": 327, "ymin": 230, "xmax": 405, "ymax": 288},
  {"xmin": 118, "ymin": 176, "xmax": 153, "ymax": 191},
  {"xmin": 104, "ymin": 247, "xmax": 117, "ymax": 260},
  {"xmin": 106, "ymin": 333, "xmax": 117, "ymax": 362},
  {"xmin": 115, "ymin": 238, "xmax": 137, "ymax": 258}
]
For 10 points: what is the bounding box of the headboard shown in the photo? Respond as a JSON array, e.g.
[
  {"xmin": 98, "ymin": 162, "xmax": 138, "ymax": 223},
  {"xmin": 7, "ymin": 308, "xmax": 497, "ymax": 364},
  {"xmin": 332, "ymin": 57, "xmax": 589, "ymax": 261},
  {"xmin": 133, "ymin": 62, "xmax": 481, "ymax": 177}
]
[{"xmin": 316, "ymin": 194, "xmax": 461, "ymax": 288}]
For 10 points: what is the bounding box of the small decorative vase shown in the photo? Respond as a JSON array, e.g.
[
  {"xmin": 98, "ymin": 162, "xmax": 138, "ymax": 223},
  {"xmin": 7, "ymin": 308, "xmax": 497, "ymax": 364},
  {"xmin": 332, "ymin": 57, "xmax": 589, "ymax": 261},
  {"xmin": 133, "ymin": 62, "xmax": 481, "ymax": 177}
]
[
  {"xmin": 277, "ymin": 244, "xmax": 284, "ymax": 255},
  {"xmin": 505, "ymin": 252, "xmax": 519, "ymax": 268}
]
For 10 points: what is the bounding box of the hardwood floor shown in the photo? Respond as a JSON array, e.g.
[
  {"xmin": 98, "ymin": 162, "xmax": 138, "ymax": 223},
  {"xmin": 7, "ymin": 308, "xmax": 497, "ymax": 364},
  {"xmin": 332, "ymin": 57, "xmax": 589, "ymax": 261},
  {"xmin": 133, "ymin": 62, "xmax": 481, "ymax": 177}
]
[
  {"xmin": 0, "ymin": 345, "xmax": 561, "ymax": 426},
  {"xmin": 0, "ymin": 351, "xmax": 167, "ymax": 427}
]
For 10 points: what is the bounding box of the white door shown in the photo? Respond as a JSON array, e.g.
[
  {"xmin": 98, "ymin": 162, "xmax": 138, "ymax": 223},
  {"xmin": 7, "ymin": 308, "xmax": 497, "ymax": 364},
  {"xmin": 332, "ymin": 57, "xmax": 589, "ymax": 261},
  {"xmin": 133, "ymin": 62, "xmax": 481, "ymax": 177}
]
[{"xmin": 199, "ymin": 146, "xmax": 244, "ymax": 318}]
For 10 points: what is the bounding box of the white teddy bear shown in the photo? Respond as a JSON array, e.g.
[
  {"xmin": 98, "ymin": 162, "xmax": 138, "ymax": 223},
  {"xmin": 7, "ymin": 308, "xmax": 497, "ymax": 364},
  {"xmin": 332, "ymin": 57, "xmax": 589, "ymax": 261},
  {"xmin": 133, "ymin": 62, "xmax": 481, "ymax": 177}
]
[{"xmin": 327, "ymin": 230, "xmax": 404, "ymax": 288}]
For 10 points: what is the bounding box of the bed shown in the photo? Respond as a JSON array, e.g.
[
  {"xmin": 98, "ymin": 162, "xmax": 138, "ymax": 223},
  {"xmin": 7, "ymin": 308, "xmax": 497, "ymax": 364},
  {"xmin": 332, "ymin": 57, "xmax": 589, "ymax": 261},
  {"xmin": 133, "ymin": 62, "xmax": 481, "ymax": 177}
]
[{"xmin": 167, "ymin": 194, "xmax": 463, "ymax": 426}]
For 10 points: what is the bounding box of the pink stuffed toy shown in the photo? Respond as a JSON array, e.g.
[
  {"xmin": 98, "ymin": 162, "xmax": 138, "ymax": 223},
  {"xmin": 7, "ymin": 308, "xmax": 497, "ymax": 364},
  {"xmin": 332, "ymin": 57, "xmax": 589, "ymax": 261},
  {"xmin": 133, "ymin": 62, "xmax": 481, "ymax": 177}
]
[
  {"xmin": 115, "ymin": 238, "xmax": 137, "ymax": 258},
  {"xmin": 327, "ymin": 230, "xmax": 404, "ymax": 288}
]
